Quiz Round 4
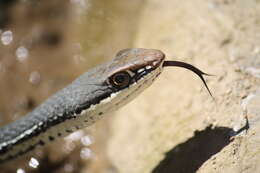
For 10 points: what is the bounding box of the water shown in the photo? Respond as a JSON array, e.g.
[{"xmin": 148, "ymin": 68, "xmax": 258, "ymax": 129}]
[
  {"xmin": 0, "ymin": 0, "xmax": 143, "ymax": 172},
  {"xmin": 28, "ymin": 157, "xmax": 39, "ymax": 169},
  {"xmin": 81, "ymin": 135, "xmax": 93, "ymax": 146},
  {"xmin": 1, "ymin": 30, "xmax": 13, "ymax": 45},
  {"xmin": 80, "ymin": 147, "xmax": 92, "ymax": 160},
  {"xmin": 16, "ymin": 46, "xmax": 29, "ymax": 62},
  {"xmin": 29, "ymin": 71, "xmax": 41, "ymax": 85},
  {"xmin": 16, "ymin": 168, "xmax": 26, "ymax": 173}
]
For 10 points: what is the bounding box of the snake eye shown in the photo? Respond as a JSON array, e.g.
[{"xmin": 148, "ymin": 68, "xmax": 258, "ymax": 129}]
[{"xmin": 110, "ymin": 71, "xmax": 131, "ymax": 88}]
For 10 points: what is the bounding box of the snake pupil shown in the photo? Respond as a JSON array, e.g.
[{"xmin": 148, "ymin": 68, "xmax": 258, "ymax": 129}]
[
  {"xmin": 115, "ymin": 74, "xmax": 125, "ymax": 84},
  {"xmin": 110, "ymin": 71, "xmax": 130, "ymax": 88}
]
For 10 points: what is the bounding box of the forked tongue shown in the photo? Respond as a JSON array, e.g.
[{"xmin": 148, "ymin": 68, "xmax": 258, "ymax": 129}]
[{"xmin": 163, "ymin": 60, "xmax": 213, "ymax": 97}]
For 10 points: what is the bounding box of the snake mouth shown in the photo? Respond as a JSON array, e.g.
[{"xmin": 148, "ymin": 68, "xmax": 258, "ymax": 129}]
[
  {"xmin": 134, "ymin": 67, "xmax": 155, "ymax": 81},
  {"xmin": 132, "ymin": 60, "xmax": 164, "ymax": 82}
]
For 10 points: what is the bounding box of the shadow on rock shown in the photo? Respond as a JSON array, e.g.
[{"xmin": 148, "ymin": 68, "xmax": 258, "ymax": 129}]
[{"xmin": 152, "ymin": 125, "xmax": 234, "ymax": 173}]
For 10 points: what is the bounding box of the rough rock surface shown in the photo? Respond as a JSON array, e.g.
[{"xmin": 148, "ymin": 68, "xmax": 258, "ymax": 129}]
[{"xmin": 107, "ymin": 0, "xmax": 260, "ymax": 173}]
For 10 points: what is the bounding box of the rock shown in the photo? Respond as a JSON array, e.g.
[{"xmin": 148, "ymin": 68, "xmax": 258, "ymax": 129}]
[{"xmin": 107, "ymin": 0, "xmax": 260, "ymax": 173}]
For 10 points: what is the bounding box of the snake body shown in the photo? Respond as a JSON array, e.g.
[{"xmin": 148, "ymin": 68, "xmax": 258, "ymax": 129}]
[
  {"xmin": 0, "ymin": 48, "xmax": 165, "ymax": 162},
  {"xmin": 0, "ymin": 48, "xmax": 211, "ymax": 163}
]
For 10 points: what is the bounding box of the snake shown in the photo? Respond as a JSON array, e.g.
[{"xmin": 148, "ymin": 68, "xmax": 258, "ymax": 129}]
[{"xmin": 0, "ymin": 48, "xmax": 212, "ymax": 163}]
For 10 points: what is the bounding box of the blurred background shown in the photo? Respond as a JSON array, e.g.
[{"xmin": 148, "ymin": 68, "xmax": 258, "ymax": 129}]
[
  {"xmin": 0, "ymin": 0, "xmax": 142, "ymax": 172},
  {"xmin": 0, "ymin": 0, "xmax": 260, "ymax": 173}
]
